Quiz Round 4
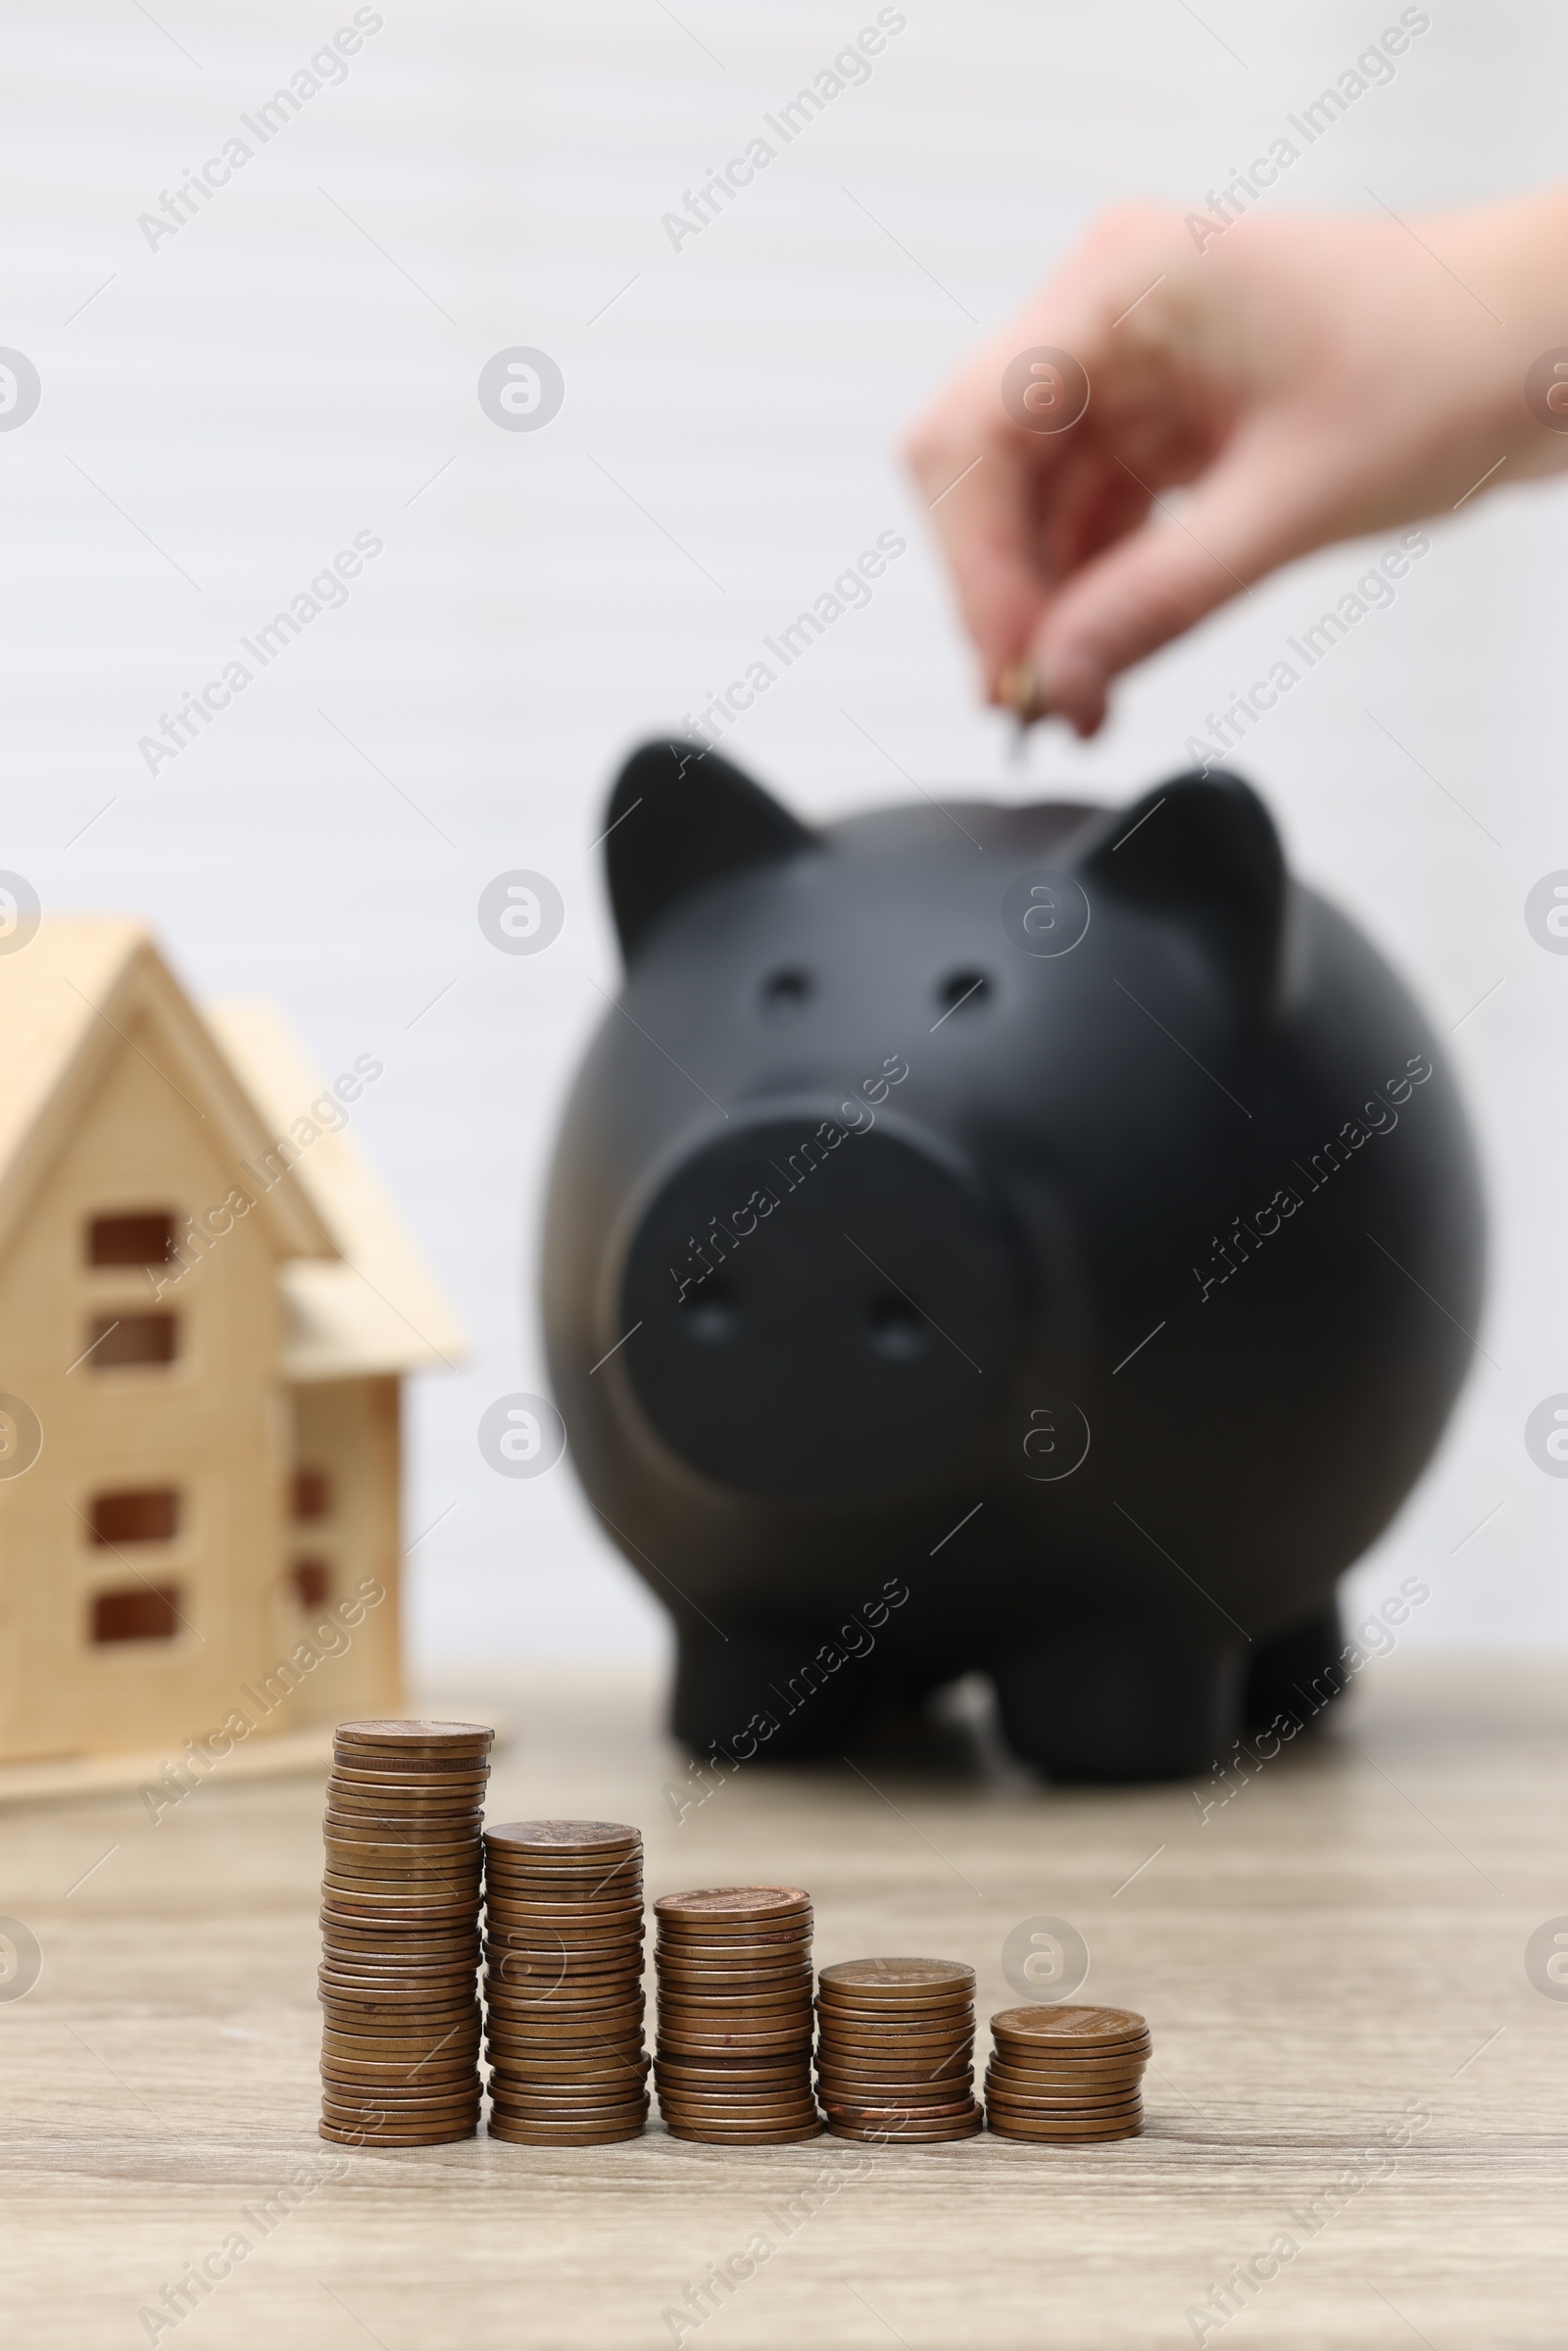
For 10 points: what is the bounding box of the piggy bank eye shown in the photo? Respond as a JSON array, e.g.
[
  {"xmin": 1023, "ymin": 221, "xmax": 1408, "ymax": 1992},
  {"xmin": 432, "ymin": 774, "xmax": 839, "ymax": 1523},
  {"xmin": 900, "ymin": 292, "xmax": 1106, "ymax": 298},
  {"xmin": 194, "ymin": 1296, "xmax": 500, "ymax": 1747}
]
[
  {"xmin": 760, "ymin": 966, "xmax": 813, "ymax": 1009},
  {"xmin": 935, "ymin": 968, "xmax": 991, "ymax": 1016}
]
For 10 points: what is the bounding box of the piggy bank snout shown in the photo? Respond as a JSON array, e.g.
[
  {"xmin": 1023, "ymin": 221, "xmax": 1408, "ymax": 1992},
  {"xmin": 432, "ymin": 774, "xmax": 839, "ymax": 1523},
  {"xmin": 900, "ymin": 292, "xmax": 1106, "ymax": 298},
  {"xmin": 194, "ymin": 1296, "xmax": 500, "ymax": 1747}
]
[{"xmin": 615, "ymin": 1110, "xmax": 1020, "ymax": 1500}]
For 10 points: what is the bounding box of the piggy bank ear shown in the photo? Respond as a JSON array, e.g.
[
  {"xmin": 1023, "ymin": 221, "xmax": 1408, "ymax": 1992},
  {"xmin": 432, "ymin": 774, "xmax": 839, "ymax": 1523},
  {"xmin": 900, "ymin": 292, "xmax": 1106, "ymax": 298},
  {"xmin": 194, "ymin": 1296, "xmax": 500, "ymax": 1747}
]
[
  {"xmin": 1079, "ymin": 768, "xmax": 1287, "ymax": 1017},
  {"xmin": 603, "ymin": 738, "xmax": 815, "ymax": 961}
]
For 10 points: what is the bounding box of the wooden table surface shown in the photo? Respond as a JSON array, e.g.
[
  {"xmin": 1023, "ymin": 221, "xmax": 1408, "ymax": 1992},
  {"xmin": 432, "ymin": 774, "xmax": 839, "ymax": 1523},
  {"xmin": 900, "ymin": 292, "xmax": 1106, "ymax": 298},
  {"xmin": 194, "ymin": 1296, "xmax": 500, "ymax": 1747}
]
[{"xmin": 2, "ymin": 1655, "xmax": 1564, "ymax": 2350}]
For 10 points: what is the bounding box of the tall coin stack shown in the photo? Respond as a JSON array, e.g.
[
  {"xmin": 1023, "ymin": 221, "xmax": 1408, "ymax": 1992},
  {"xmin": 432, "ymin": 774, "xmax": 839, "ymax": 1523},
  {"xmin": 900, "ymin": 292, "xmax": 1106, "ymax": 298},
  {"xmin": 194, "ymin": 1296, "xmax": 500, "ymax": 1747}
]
[
  {"xmin": 483, "ymin": 1820, "xmax": 649, "ymax": 2145},
  {"xmin": 654, "ymin": 1886, "xmax": 822, "ymax": 2144},
  {"xmin": 984, "ymin": 2003, "xmax": 1150, "ymax": 2141},
  {"xmin": 815, "ymin": 1958, "xmax": 983, "ymax": 2142},
  {"xmin": 318, "ymin": 1718, "xmax": 492, "ymax": 2147}
]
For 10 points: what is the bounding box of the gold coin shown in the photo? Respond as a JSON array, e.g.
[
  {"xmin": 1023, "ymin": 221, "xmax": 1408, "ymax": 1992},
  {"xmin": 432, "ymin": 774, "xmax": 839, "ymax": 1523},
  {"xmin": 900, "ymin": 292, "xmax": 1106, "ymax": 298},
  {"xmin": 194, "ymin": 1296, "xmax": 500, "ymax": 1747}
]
[
  {"xmin": 319, "ymin": 2096, "xmax": 484, "ymax": 2116},
  {"xmin": 660, "ymin": 2020, "xmax": 810, "ymax": 2040},
  {"xmin": 660, "ymin": 2110, "xmax": 820, "ymax": 2132},
  {"xmin": 322, "ymin": 2063, "xmax": 477, "ymax": 2089},
  {"xmin": 322, "ymin": 1940, "xmax": 479, "ymax": 1966},
  {"xmin": 486, "ymin": 2010, "xmax": 644, "ymax": 2039},
  {"xmin": 486, "ymin": 2008, "xmax": 646, "ymax": 2037},
  {"xmin": 324, "ymin": 1877, "xmax": 481, "ymax": 1900},
  {"xmin": 485, "ymin": 1975, "xmax": 644, "ymax": 2002},
  {"xmin": 318, "ymin": 1978, "xmax": 477, "ymax": 2004},
  {"xmin": 326, "ymin": 1781, "xmax": 486, "ymax": 1799},
  {"xmin": 340, "ymin": 1730, "xmax": 493, "ymax": 1748},
  {"xmin": 820, "ymin": 1959, "xmax": 974, "ymax": 1998},
  {"xmin": 817, "ymin": 2022, "xmax": 973, "ymax": 2040},
  {"xmin": 827, "ymin": 2119, "xmax": 982, "ymax": 2143},
  {"xmin": 861, "ymin": 2101, "xmax": 983, "ymax": 2124},
  {"xmin": 658, "ymin": 1987, "xmax": 810, "ymax": 2016},
  {"xmin": 656, "ymin": 2062, "xmax": 808, "ymax": 2088},
  {"xmin": 320, "ymin": 2113, "xmax": 483, "ymax": 2139},
  {"xmin": 486, "ymin": 2024, "xmax": 645, "ymax": 2050},
  {"xmin": 487, "ymin": 2104, "xmax": 651, "ymax": 2123},
  {"xmin": 488, "ymin": 2056, "xmax": 648, "ymax": 2077},
  {"xmin": 334, "ymin": 1737, "xmax": 489, "ymax": 1760},
  {"xmin": 659, "ymin": 1975, "xmax": 808, "ymax": 1996},
  {"xmin": 991, "ymin": 2050, "xmax": 1147, "ymax": 2080},
  {"xmin": 486, "ymin": 1820, "xmax": 640, "ymax": 1855},
  {"xmin": 319, "ymin": 1973, "xmax": 478, "ymax": 1999},
  {"xmin": 486, "ymin": 2118, "xmax": 645, "ymax": 2144},
  {"xmin": 325, "ymin": 1832, "xmax": 480, "ymax": 1856},
  {"xmin": 323, "ymin": 1817, "xmax": 480, "ymax": 1839},
  {"xmin": 818, "ymin": 2068, "xmax": 974, "ymax": 2090},
  {"xmin": 987, "ymin": 2114, "xmax": 1143, "ymax": 2141},
  {"xmin": 322, "ymin": 2034, "xmax": 478, "ymax": 2060},
  {"xmin": 654, "ymin": 1887, "xmax": 809, "ymax": 1927},
  {"xmin": 486, "ymin": 1982, "xmax": 644, "ymax": 2009},
  {"xmin": 484, "ymin": 1935, "xmax": 640, "ymax": 1960},
  {"xmin": 816, "ymin": 1995, "xmax": 974, "ymax": 2027},
  {"xmin": 485, "ymin": 1902, "xmax": 643, "ymax": 1926},
  {"xmin": 326, "ymin": 1802, "xmax": 485, "ymax": 1825},
  {"xmin": 657, "ymin": 1930, "xmax": 812, "ymax": 1956},
  {"xmin": 818, "ymin": 2073, "xmax": 972, "ymax": 2096},
  {"xmin": 318, "ymin": 2119, "xmax": 478, "ymax": 2146},
  {"xmin": 987, "ymin": 2085, "xmax": 1143, "ymax": 2115},
  {"xmin": 322, "ymin": 1883, "xmax": 481, "ymax": 1907},
  {"xmin": 662, "ymin": 2121, "xmax": 824, "ymax": 2145},
  {"xmin": 989, "ymin": 2003, "xmax": 1148, "ymax": 2047},
  {"xmin": 485, "ymin": 1934, "xmax": 639, "ymax": 1958},
  {"xmin": 485, "ymin": 1859, "xmax": 641, "ymax": 1885},
  {"xmin": 987, "ymin": 2078, "xmax": 1147, "ymax": 2116}
]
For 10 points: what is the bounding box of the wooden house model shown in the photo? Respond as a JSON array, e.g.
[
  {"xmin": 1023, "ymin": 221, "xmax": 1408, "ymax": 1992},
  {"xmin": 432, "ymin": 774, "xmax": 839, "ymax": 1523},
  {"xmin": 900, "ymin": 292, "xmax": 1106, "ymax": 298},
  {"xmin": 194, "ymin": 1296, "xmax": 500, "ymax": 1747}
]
[{"xmin": 0, "ymin": 919, "xmax": 462, "ymax": 1769}]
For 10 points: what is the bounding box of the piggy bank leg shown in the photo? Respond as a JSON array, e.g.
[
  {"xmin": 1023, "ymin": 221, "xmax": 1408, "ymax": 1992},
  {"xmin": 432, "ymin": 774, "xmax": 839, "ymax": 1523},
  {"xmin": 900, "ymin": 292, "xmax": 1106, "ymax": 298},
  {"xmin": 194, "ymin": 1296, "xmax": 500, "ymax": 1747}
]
[
  {"xmin": 992, "ymin": 1633, "xmax": 1244, "ymax": 1782},
  {"xmin": 671, "ymin": 1619, "xmax": 882, "ymax": 1763},
  {"xmin": 1243, "ymin": 1600, "xmax": 1347, "ymax": 1734}
]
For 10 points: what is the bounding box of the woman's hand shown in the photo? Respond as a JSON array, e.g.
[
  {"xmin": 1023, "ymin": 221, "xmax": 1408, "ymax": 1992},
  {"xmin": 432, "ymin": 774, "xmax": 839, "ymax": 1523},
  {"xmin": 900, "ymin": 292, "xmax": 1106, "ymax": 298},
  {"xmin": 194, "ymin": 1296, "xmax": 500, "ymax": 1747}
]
[{"xmin": 904, "ymin": 190, "xmax": 1568, "ymax": 735}]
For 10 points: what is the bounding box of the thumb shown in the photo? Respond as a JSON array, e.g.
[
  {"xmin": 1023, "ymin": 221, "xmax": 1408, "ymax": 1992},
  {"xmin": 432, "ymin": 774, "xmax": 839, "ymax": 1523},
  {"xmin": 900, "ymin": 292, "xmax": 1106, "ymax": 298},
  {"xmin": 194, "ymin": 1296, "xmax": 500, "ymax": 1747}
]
[{"xmin": 1029, "ymin": 432, "xmax": 1327, "ymax": 732}]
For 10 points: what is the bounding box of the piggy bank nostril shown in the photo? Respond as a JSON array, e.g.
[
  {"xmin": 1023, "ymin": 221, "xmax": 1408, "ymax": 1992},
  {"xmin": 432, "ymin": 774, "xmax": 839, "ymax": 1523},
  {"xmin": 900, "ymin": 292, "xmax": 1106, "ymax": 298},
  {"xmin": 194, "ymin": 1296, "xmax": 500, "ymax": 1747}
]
[
  {"xmin": 936, "ymin": 967, "xmax": 991, "ymax": 1014},
  {"xmin": 760, "ymin": 966, "xmax": 813, "ymax": 1009},
  {"xmin": 681, "ymin": 1277, "xmax": 738, "ymax": 1343},
  {"xmin": 866, "ymin": 1292, "xmax": 925, "ymax": 1360}
]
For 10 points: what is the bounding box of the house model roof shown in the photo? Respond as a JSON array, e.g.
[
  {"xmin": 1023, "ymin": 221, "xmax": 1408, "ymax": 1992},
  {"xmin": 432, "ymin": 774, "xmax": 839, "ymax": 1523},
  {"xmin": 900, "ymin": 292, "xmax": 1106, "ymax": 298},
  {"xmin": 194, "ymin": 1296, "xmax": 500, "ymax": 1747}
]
[
  {"xmin": 0, "ymin": 918, "xmax": 335, "ymax": 1268},
  {"xmin": 206, "ymin": 997, "xmax": 466, "ymax": 1382},
  {"xmin": 0, "ymin": 917, "xmax": 462, "ymax": 1384}
]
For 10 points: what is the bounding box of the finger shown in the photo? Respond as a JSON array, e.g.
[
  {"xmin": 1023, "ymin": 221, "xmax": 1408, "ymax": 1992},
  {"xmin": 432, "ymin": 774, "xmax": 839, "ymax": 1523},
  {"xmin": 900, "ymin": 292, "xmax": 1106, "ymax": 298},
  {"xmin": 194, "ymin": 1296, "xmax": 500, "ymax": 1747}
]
[
  {"xmin": 1028, "ymin": 426, "xmax": 1332, "ymax": 728},
  {"xmin": 905, "ymin": 414, "xmax": 1073, "ymax": 701},
  {"xmin": 905, "ymin": 215, "xmax": 1208, "ymax": 700}
]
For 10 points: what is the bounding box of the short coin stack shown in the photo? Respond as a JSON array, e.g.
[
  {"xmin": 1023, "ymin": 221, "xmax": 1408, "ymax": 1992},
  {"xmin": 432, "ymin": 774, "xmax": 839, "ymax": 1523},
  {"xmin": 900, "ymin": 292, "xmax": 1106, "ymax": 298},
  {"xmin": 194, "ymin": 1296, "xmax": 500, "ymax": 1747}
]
[
  {"xmin": 815, "ymin": 1958, "xmax": 982, "ymax": 2142},
  {"xmin": 984, "ymin": 2002, "xmax": 1150, "ymax": 2141},
  {"xmin": 654, "ymin": 1886, "xmax": 821, "ymax": 2144},
  {"xmin": 483, "ymin": 1820, "xmax": 649, "ymax": 2144},
  {"xmin": 318, "ymin": 1718, "xmax": 492, "ymax": 2147}
]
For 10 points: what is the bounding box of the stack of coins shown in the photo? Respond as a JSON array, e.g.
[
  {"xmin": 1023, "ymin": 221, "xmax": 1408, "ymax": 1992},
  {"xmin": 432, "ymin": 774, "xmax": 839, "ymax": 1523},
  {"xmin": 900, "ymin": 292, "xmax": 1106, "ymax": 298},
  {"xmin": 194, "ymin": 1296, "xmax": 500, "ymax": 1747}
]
[
  {"xmin": 654, "ymin": 1886, "xmax": 821, "ymax": 2144},
  {"xmin": 815, "ymin": 1959, "xmax": 983, "ymax": 2142},
  {"xmin": 984, "ymin": 2003, "xmax": 1150, "ymax": 2141},
  {"xmin": 483, "ymin": 1820, "xmax": 649, "ymax": 2145},
  {"xmin": 318, "ymin": 1719, "xmax": 492, "ymax": 2147}
]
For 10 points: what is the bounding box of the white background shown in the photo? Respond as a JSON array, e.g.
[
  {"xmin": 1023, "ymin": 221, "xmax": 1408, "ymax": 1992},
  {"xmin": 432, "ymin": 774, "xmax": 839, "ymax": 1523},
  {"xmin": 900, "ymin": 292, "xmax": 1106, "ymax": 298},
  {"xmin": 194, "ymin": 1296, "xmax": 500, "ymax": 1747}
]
[{"xmin": 4, "ymin": 0, "xmax": 1564, "ymax": 1669}]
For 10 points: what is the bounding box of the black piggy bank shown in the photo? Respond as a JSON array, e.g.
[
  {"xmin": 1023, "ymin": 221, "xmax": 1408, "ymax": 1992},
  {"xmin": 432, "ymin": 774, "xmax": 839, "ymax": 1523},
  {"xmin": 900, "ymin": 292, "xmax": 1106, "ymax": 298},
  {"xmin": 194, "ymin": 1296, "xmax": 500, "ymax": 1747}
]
[{"xmin": 541, "ymin": 740, "xmax": 1483, "ymax": 1781}]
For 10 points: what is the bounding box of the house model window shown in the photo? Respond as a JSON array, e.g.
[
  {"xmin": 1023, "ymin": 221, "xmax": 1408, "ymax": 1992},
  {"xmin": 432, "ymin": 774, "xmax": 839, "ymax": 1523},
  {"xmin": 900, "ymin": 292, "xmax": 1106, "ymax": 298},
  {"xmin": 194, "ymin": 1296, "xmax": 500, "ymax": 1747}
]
[
  {"xmin": 86, "ymin": 1314, "xmax": 178, "ymax": 1368},
  {"xmin": 92, "ymin": 1587, "xmax": 182, "ymax": 1643},
  {"xmin": 291, "ymin": 1559, "xmax": 330, "ymax": 1609},
  {"xmin": 87, "ymin": 1211, "xmax": 175, "ymax": 1267},
  {"xmin": 90, "ymin": 1489, "xmax": 180, "ymax": 1544},
  {"xmin": 292, "ymin": 1468, "xmax": 331, "ymax": 1520}
]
